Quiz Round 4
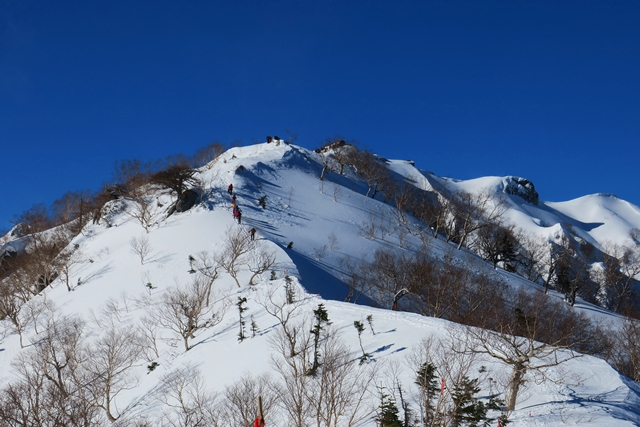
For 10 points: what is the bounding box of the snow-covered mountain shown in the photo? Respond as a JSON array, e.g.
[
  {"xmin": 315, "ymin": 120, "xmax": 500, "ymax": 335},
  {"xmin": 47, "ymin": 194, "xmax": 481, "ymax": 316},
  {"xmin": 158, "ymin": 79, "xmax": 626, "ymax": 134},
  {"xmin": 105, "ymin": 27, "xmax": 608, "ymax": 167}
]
[{"xmin": 1, "ymin": 142, "xmax": 640, "ymax": 426}]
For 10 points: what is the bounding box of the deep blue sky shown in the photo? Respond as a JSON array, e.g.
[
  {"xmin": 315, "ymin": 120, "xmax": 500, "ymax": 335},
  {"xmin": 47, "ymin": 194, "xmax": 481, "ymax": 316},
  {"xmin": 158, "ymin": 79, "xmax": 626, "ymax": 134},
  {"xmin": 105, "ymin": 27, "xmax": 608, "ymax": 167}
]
[{"xmin": 2, "ymin": 1, "xmax": 639, "ymax": 231}]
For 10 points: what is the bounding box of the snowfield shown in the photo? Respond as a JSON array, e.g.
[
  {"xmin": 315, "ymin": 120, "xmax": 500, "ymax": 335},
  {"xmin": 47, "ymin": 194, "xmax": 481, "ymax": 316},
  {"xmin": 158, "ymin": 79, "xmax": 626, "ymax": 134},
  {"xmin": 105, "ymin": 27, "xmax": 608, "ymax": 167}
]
[{"xmin": 1, "ymin": 142, "xmax": 640, "ymax": 426}]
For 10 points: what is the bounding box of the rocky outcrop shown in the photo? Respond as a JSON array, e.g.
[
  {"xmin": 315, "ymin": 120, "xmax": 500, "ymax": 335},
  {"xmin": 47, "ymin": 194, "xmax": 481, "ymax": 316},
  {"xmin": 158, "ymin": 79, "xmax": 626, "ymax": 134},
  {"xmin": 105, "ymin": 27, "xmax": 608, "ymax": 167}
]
[
  {"xmin": 503, "ymin": 176, "xmax": 539, "ymax": 205},
  {"xmin": 174, "ymin": 189, "xmax": 199, "ymax": 213}
]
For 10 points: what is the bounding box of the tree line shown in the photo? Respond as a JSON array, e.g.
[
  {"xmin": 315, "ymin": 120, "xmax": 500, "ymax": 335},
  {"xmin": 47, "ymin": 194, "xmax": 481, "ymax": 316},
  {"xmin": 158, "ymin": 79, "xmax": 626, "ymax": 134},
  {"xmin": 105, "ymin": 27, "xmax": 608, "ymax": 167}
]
[
  {"xmin": 313, "ymin": 139, "xmax": 640, "ymax": 389},
  {"xmin": 319, "ymin": 140, "xmax": 640, "ymax": 316}
]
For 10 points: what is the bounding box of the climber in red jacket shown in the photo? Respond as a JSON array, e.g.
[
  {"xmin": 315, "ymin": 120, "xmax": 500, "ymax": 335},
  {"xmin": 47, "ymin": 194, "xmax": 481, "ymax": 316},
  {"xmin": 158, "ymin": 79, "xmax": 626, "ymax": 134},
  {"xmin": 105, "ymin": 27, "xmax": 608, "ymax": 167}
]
[{"xmin": 254, "ymin": 415, "xmax": 265, "ymax": 427}]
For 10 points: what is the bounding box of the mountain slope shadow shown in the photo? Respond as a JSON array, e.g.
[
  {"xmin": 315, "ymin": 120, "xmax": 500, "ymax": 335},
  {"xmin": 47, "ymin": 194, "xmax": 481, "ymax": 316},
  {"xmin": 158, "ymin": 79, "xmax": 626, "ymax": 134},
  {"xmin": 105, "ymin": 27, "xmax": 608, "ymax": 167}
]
[{"xmin": 284, "ymin": 247, "xmax": 375, "ymax": 306}]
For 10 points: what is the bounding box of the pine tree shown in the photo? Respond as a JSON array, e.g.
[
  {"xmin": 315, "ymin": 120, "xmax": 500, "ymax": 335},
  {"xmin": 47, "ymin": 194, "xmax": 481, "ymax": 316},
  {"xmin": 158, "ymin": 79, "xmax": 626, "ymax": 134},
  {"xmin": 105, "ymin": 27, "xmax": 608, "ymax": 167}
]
[
  {"xmin": 397, "ymin": 383, "xmax": 416, "ymax": 427},
  {"xmin": 449, "ymin": 374, "xmax": 506, "ymax": 427},
  {"xmin": 250, "ymin": 315, "xmax": 259, "ymax": 338},
  {"xmin": 450, "ymin": 376, "xmax": 484, "ymax": 426},
  {"xmin": 188, "ymin": 254, "xmax": 196, "ymax": 274},
  {"xmin": 354, "ymin": 320, "xmax": 370, "ymax": 364},
  {"xmin": 415, "ymin": 362, "xmax": 439, "ymax": 426},
  {"xmin": 376, "ymin": 386, "xmax": 403, "ymax": 427},
  {"xmin": 497, "ymin": 231, "xmax": 518, "ymax": 272},
  {"xmin": 367, "ymin": 314, "xmax": 376, "ymax": 334},
  {"xmin": 307, "ymin": 303, "xmax": 330, "ymax": 376},
  {"xmin": 284, "ymin": 275, "xmax": 295, "ymax": 304},
  {"xmin": 236, "ymin": 296, "xmax": 248, "ymax": 342}
]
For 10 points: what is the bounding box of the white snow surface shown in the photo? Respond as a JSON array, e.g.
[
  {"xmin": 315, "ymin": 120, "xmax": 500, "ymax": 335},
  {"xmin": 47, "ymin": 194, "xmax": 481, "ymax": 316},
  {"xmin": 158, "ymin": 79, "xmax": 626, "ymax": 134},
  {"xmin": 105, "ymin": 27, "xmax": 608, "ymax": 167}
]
[{"xmin": 1, "ymin": 142, "xmax": 640, "ymax": 425}]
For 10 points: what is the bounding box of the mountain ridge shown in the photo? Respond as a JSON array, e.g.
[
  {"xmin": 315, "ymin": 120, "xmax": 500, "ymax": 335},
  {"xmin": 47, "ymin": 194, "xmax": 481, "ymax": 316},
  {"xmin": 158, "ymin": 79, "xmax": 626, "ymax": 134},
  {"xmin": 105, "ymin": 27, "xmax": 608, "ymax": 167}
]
[{"xmin": 1, "ymin": 141, "xmax": 639, "ymax": 425}]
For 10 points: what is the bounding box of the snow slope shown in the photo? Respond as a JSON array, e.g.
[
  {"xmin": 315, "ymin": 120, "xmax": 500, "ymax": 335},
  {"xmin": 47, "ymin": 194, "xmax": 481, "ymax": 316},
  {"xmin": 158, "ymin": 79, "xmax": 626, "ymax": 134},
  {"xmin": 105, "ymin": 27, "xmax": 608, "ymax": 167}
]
[{"xmin": 1, "ymin": 142, "xmax": 640, "ymax": 425}]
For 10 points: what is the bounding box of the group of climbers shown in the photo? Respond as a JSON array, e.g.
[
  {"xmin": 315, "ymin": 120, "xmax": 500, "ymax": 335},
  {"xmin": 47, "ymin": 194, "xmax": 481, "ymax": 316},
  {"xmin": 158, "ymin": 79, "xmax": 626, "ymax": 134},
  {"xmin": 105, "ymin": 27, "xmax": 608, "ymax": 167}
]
[
  {"xmin": 228, "ymin": 184, "xmax": 242, "ymax": 223},
  {"xmin": 228, "ymin": 185, "xmax": 258, "ymax": 243}
]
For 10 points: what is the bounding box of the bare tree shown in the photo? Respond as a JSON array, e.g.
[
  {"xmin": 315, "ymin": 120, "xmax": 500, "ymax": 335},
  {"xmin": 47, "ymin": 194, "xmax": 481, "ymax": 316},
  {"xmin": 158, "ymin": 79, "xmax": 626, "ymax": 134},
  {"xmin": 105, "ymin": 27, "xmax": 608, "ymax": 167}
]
[
  {"xmin": 472, "ymin": 222, "xmax": 518, "ymax": 270},
  {"xmin": 363, "ymin": 248, "xmax": 412, "ymax": 309},
  {"xmin": 287, "ymin": 186, "xmax": 295, "ymax": 208},
  {"xmin": 0, "ymin": 311, "xmax": 152, "ymax": 425},
  {"xmin": 0, "ymin": 358, "xmax": 48, "ymax": 425},
  {"xmin": 24, "ymin": 294, "xmax": 56, "ymax": 335},
  {"xmin": 348, "ymin": 244, "xmax": 508, "ymax": 325},
  {"xmin": 58, "ymin": 242, "xmax": 86, "ymax": 291},
  {"xmin": 0, "ymin": 278, "xmax": 30, "ymax": 347},
  {"xmin": 514, "ymin": 231, "xmax": 547, "ymax": 283},
  {"xmin": 331, "ymin": 142, "xmax": 354, "ymax": 176},
  {"xmin": 407, "ymin": 252, "xmax": 466, "ymax": 320},
  {"xmin": 222, "ymin": 373, "xmax": 280, "ymax": 427},
  {"xmin": 332, "ymin": 183, "xmax": 341, "ymax": 203},
  {"xmin": 216, "ymin": 225, "xmax": 254, "ymax": 288},
  {"xmin": 327, "ymin": 232, "xmax": 339, "ymax": 251},
  {"xmin": 159, "ymin": 366, "xmax": 221, "ymax": 427},
  {"xmin": 85, "ymin": 323, "xmax": 144, "ymax": 421},
  {"xmin": 257, "ymin": 285, "xmax": 308, "ymax": 357},
  {"xmin": 130, "ymin": 234, "xmax": 152, "ymax": 265},
  {"xmin": 596, "ymin": 242, "xmax": 640, "ymax": 313},
  {"xmin": 247, "ymin": 244, "xmax": 277, "ymax": 286},
  {"xmin": 127, "ymin": 196, "xmax": 159, "ymax": 233},
  {"xmin": 318, "ymin": 151, "xmax": 337, "ymax": 181},
  {"xmin": 269, "ymin": 311, "xmax": 379, "ymax": 427},
  {"xmin": 286, "ymin": 128, "xmax": 298, "ymax": 145},
  {"xmin": 37, "ymin": 315, "xmax": 87, "ymax": 399},
  {"xmin": 561, "ymin": 241, "xmax": 597, "ymax": 307},
  {"xmin": 112, "ymin": 158, "xmax": 154, "ymax": 198},
  {"xmin": 138, "ymin": 315, "xmax": 162, "ymax": 361},
  {"xmin": 193, "ymin": 250, "xmax": 222, "ymax": 306},
  {"xmin": 449, "ymin": 190, "xmax": 506, "ymax": 251},
  {"xmin": 463, "ymin": 288, "xmax": 604, "ymax": 411},
  {"xmin": 545, "ymin": 233, "xmax": 599, "ymax": 307},
  {"xmin": 152, "ymin": 277, "xmax": 229, "ymax": 352},
  {"xmin": 540, "ymin": 234, "xmax": 574, "ymax": 295},
  {"xmin": 269, "ymin": 324, "xmax": 314, "ymax": 427},
  {"xmin": 151, "ymin": 160, "xmax": 199, "ymax": 201},
  {"xmin": 52, "ymin": 190, "xmax": 94, "ymax": 234},
  {"xmin": 359, "ymin": 213, "xmax": 378, "ymax": 240},
  {"xmin": 609, "ymin": 317, "xmax": 640, "ymax": 382},
  {"xmin": 7, "ymin": 226, "xmax": 73, "ymax": 295},
  {"xmin": 307, "ymin": 326, "xmax": 379, "ymax": 427},
  {"xmin": 193, "ymin": 141, "xmax": 226, "ymax": 169},
  {"xmin": 388, "ymin": 181, "xmax": 429, "ymax": 226},
  {"xmin": 351, "ymin": 149, "xmax": 390, "ymax": 199},
  {"xmin": 12, "ymin": 203, "xmax": 55, "ymax": 235},
  {"xmin": 1, "ymin": 347, "xmax": 101, "ymax": 426},
  {"xmin": 28, "ymin": 314, "xmax": 101, "ymax": 425},
  {"xmin": 316, "ymin": 136, "xmax": 349, "ymax": 178},
  {"xmin": 429, "ymin": 192, "xmax": 455, "ymax": 240}
]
